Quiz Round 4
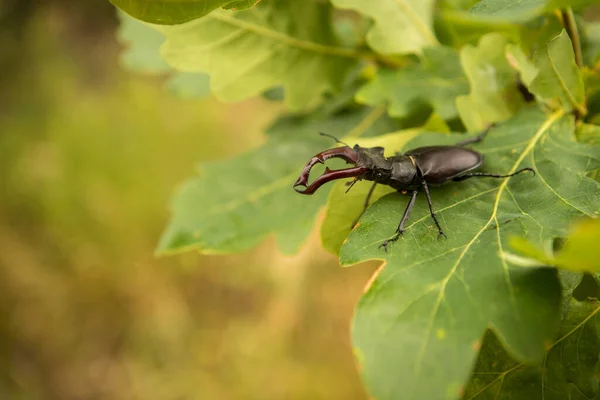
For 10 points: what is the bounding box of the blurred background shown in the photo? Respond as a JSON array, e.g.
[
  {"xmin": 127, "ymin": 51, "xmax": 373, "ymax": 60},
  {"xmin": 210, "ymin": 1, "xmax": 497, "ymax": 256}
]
[{"xmin": 0, "ymin": 1, "xmax": 376, "ymax": 399}]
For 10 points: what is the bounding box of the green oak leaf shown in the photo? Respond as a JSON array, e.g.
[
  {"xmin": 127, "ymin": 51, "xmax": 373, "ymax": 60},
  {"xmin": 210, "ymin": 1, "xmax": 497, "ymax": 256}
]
[
  {"xmin": 465, "ymin": 298, "xmax": 600, "ymax": 400},
  {"xmin": 117, "ymin": 11, "xmax": 211, "ymax": 99},
  {"xmin": 330, "ymin": 0, "xmax": 439, "ymax": 55},
  {"xmin": 582, "ymin": 21, "xmax": 600, "ymax": 68},
  {"xmin": 342, "ymin": 107, "xmax": 600, "ymax": 400},
  {"xmin": 457, "ymin": 33, "xmax": 523, "ymax": 132},
  {"xmin": 110, "ymin": 0, "xmax": 260, "ymax": 25},
  {"xmin": 529, "ymin": 30, "xmax": 587, "ymax": 116},
  {"xmin": 510, "ymin": 219, "xmax": 600, "ymax": 274},
  {"xmin": 155, "ymin": 0, "xmax": 360, "ymax": 110},
  {"xmin": 468, "ymin": 0, "xmax": 548, "ymax": 22},
  {"xmin": 551, "ymin": 219, "xmax": 600, "ymax": 273},
  {"xmin": 157, "ymin": 106, "xmax": 399, "ymax": 255},
  {"xmin": 468, "ymin": 0, "xmax": 597, "ymax": 23},
  {"xmin": 441, "ymin": 0, "xmax": 482, "ymax": 9},
  {"xmin": 578, "ymin": 122, "xmax": 600, "ymax": 146},
  {"xmin": 505, "ymin": 44, "xmax": 537, "ymax": 86},
  {"xmin": 356, "ymin": 47, "xmax": 470, "ymax": 120},
  {"xmin": 435, "ymin": 8, "xmax": 520, "ymax": 49},
  {"xmin": 558, "ymin": 270, "xmax": 583, "ymax": 318}
]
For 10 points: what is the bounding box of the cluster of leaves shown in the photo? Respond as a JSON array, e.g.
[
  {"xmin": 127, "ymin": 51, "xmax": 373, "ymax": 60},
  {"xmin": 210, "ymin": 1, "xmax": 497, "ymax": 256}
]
[{"xmin": 113, "ymin": 0, "xmax": 600, "ymax": 399}]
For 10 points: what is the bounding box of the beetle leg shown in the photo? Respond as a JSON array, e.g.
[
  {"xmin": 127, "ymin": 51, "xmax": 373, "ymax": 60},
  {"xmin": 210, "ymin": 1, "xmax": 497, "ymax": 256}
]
[
  {"xmin": 379, "ymin": 190, "xmax": 418, "ymax": 252},
  {"xmin": 351, "ymin": 182, "xmax": 377, "ymax": 229},
  {"xmin": 456, "ymin": 123, "xmax": 495, "ymax": 146},
  {"xmin": 453, "ymin": 167, "xmax": 535, "ymax": 182},
  {"xmin": 421, "ymin": 180, "xmax": 447, "ymax": 239}
]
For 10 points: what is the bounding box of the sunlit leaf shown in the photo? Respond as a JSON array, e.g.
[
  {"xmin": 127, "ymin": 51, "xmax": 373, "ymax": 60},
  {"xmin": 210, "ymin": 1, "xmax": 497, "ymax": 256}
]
[
  {"xmin": 342, "ymin": 107, "xmax": 600, "ymax": 400},
  {"xmin": 555, "ymin": 219, "xmax": 600, "ymax": 273},
  {"xmin": 582, "ymin": 21, "xmax": 600, "ymax": 68},
  {"xmin": 110, "ymin": 0, "xmax": 260, "ymax": 25},
  {"xmin": 330, "ymin": 0, "xmax": 438, "ymax": 55},
  {"xmin": 528, "ymin": 30, "xmax": 587, "ymax": 116},
  {"xmin": 356, "ymin": 47, "xmax": 469, "ymax": 120},
  {"xmin": 465, "ymin": 299, "xmax": 600, "ymax": 399},
  {"xmin": 577, "ymin": 122, "xmax": 600, "ymax": 146},
  {"xmin": 156, "ymin": 0, "xmax": 361, "ymax": 110},
  {"xmin": 436, "ymin": 15, "xmax": 503, "ymax": 49},
  {"xmin": 510, "ymin": 219, "xmax": 600, "ymax": 273},
  {"xmin": 457, "ymin": 33, "xmax": 523, "ymax": 131},
  {"xmin": 505, "ymin": 44, "xmax": 537, "ymax": 85},
  {"xmin": 157, "ymin": 106, "xmax": 400, "ymax": 255},
  {"xmin": 468, "ymin": 0, "xmax": 547, "ymax": 22},
  {"xmin": 468, "ymin": 0, "xmax": 597, "ymax": 23}
]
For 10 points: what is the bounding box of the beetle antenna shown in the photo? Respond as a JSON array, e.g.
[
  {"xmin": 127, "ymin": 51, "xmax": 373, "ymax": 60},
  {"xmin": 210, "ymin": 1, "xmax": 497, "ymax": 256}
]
[
  {"xmin": 320, "ymin": 132, "xmax": 349, "ymax": 146},
  {"xmin": 345, "ymin": 178, "xmax": 359, "ymax": 193}
]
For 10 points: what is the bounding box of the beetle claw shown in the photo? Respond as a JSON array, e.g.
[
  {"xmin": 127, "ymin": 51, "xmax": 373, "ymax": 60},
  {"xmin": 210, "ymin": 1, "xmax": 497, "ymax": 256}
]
[{"xmin": 293, "ymin": 146, "xmax": 366, "ymax": 195}]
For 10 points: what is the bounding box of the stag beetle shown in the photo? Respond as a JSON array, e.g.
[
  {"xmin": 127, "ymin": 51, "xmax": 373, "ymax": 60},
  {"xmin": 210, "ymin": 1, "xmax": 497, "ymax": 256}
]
[{"xmin": 293, "ymin": 128, "xmax": 534, "ymax": 251}]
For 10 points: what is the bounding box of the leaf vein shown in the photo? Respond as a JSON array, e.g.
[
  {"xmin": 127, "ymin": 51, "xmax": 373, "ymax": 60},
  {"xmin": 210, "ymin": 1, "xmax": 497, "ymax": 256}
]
[
  {"xmin": 209, "ymin": 12, "xmax": 370, "ymax": 60},
  {"xmin": 545, "ymin": 45, "xmax": 586, "ymax": 115},
  {"xmin": 531, "ymin": 146, "xmax": 593, "ymax": 217},
  {"xmin": 411, "ymin": 110, "xmax": 564, "ymax": 391},
  {"xmin": 393, "ymin": 0, "xmax": 439, "ymax": 46}
]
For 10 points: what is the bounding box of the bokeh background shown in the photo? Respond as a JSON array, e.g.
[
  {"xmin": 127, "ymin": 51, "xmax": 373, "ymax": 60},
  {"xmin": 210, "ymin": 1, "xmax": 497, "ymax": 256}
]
[{"xmin": 0, "ymin": 1, "xmax": 377, "ymax": 399}]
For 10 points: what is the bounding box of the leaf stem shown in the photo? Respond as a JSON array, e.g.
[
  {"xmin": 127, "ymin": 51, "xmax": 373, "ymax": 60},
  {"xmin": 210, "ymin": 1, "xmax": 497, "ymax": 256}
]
[{"xmin": 561, "ymin": 8, "xmax": 583, "ymax": 68}]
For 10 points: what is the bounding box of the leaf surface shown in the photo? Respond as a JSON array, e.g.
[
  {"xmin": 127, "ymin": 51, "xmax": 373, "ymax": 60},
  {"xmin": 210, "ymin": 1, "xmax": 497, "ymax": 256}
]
[
  {"xmin": 156, "ymin": 0, "xmax": 360, "ymax": 110},
  {"xmin": 468, "ymin": 0, "xmax": 597, "ymax": 22},
  {"xmin": 342, "ymin": 107, "xmax": 600, "ymax": 400},
  {"xmin": 330, "ymin": 0, "xmax": 438, "ymax": 55},
  {"xmin": 510, "ymin": 218, "xmax": 600, "ymax": 274},
  {"xmin": 110, "ymin": 0, "xmax": 259, "ymax": 25},
  {"xmin": 356, "ymin": 47, "xmax": 469, "ymax": 120},
  {"xmin": 465, "ymin": 299, "xmax": 600, "ymax": 399},
  {"xmin": 456, "ymin": 33, "xmax": 523, "ymax": 131},
  {"xmin": 529, "ymin": 31, "xmax": 587, "ymax": 116},
  {"xmin": 582, "ymin": 21, "xmax": 600, "ymax": 67},
  {"xmin": 157, "ymin": 106, "xmax": 399, "ymax": 255}
]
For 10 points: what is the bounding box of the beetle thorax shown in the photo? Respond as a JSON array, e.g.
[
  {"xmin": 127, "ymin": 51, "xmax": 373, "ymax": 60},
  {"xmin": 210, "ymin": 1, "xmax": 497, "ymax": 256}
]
[{"xmin": 389, "ymin": 155, "xmax": 418, "ymax": 187}]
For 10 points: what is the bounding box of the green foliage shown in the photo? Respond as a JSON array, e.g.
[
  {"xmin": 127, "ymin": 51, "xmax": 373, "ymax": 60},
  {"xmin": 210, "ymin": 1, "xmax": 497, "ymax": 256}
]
[
  {"xmin": 465, "ymin": 298, "xmax": 600, "ymax": 399},
  {"xmin": 341, "ymin": 108, "xmax": 600, "ymax": 399},
  {"xmin": 356, "ymin": 47, "xmax": 469, "ymax": 120},
  {"xmin": 156, "ymin": 0, "xmax": 371, "ymax": 110},
  {"xmin": 112, "ymin": 0, "xmax": 600, "ymax": 398},
  {"xmin": 330, "ymin": 0, "xmax": 439, "ymax": 54},
  {"xmin": 110, "ymin": 0, "xmax": 260, "ymax": 24},
  {"xmin": 157, "ymin": 106, "xmax": 402, "ymax": 255},
  {"xmin": 509, "ymin": 218, "xmax": 600, "ymax": 273},
  {"xmin": 468, "ymin": 0, "xmax": 597, "ymax": 22},
  {"xmin": 456, "ymin": 33, "xmax": 523, "ymax": 131},
  {"xmin": 582, "ymin": 21, "xmax": 600, "ymax": 67},
  {"xmin": 528, "ymin": 30, "xmax": 587, "ymax": 115}
]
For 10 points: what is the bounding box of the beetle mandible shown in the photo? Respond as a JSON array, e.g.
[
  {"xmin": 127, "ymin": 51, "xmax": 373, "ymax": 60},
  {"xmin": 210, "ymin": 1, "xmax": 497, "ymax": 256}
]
[{"xmin": 292, "ymin": 128, "xmax": 535, "ymax": 251}]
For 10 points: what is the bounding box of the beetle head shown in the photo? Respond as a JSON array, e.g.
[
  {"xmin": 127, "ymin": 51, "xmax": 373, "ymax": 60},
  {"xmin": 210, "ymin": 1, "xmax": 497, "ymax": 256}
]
[{"xmin": 293, "ymin": 146, "xmax": 368, "ymax": 194}]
